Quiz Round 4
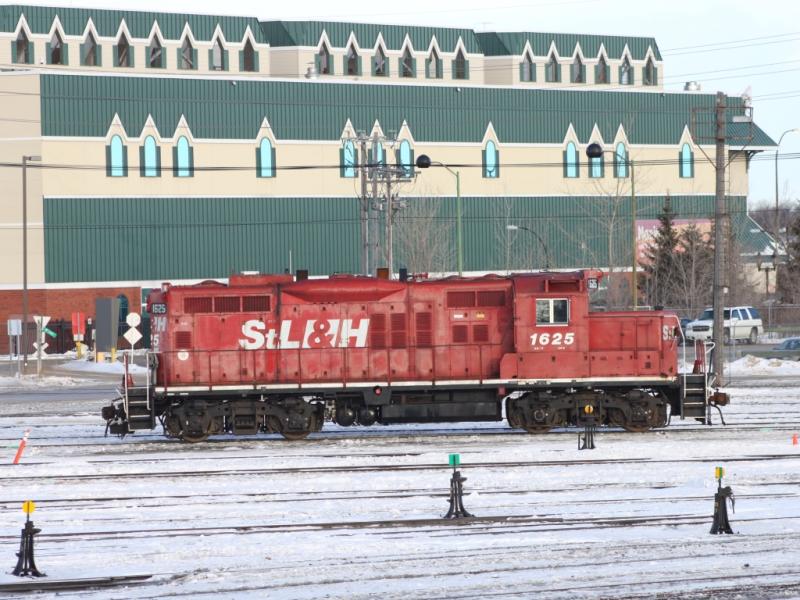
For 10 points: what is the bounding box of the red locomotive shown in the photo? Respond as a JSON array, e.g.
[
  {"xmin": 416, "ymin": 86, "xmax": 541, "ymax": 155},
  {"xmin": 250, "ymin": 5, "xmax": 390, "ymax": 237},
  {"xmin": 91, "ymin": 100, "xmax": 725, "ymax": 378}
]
[{"xmin": 102, "ymin": 270, "xmax": 723, "ymax": 441}]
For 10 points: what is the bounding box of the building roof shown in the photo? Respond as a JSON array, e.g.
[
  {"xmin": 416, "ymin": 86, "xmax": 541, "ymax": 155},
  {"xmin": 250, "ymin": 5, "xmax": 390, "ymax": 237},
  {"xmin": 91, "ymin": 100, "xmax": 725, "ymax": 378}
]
[
  {"xmin": 476, "ymin": 31, "xmax": 662, "ymax": 61},
  {"xmin": 260, "ymin": 20, "xmax": 479, "ymax": 53},
  {"xmin": 0, "ymin": 4, "xmax": 266, "ymax": 42},
  {"xmin": 38, "ymin": 73, "xmax": 775, "ymax": 147}
]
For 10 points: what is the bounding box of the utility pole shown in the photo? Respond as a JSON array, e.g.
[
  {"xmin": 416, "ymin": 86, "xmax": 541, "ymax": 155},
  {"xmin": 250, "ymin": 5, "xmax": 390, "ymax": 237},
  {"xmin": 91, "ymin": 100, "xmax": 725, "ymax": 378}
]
[
  {"xmin": 358, "ymin": 133, "xmax": 369, "ymax": 275},
  {"xmin": 711, "ymin": 92, "xmax": 727, "ymax": 383},
  {"xmin": 385, "ymin": 176, "xmax": 394, "ymax": 278}
]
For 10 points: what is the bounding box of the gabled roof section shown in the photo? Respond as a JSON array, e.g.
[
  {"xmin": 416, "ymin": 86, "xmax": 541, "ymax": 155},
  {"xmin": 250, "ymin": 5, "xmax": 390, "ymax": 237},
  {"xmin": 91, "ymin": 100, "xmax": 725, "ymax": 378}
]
[
  {"xmin": 476, "ymin": 31, "xmax": 662, "ymax": 61},
  {"xmin": 260, "ymin": 20, "xmax": 480, "ymax": 53},
  {"xmin": 37, "ymin": 73, "xmax": 774, "ymax": 147},
  {"xmin": 0, "ymin": 4, "xmax": 267, "ymax": 42}
]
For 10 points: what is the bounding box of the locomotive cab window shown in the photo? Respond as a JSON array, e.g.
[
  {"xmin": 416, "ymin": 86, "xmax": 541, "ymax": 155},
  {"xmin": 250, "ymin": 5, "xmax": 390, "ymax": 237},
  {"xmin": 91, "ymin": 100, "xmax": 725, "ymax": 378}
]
[{"xmin": 536, "ymin": 299, "xmax": 569, "ymax": 325}]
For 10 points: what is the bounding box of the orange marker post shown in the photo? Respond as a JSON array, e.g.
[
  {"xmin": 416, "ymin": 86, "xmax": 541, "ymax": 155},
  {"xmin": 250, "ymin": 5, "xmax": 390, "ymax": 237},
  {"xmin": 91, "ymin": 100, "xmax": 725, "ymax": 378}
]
[
  {"xmin": 793, "ymin": 433, "xmax": 798, "ymax": 446},
  {"xmin": 12, "ymin": 429, "xmax": 31, "ymax": 465}
]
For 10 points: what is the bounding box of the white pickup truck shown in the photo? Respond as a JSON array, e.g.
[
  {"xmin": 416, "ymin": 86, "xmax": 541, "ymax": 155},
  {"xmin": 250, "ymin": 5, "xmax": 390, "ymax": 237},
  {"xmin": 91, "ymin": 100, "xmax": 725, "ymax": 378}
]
[{"xmin": 684, "ymin": 306, "xmax": 763, "ymax": 345}]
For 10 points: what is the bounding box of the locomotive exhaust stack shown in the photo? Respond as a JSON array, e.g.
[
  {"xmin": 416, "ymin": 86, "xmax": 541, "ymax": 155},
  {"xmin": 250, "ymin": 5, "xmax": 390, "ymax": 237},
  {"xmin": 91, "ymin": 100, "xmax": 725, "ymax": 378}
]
[{"xmin": 100, "ymin": 269, "xmax": 725, "ymax": 442}]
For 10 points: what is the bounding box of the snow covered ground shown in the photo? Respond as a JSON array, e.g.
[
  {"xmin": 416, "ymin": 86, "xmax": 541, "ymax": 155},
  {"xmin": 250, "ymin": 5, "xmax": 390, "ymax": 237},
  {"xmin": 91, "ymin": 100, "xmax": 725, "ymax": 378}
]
[{"xmin": 1, "ymin": 376, "xmax": 800, "ymax": 598}]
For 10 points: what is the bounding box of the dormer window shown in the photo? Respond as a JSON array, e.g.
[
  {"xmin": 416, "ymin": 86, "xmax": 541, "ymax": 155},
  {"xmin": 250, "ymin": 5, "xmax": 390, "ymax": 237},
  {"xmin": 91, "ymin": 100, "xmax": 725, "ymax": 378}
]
[
  {"xmin": 643, "ymin": 57, "xmax": 656, "ymax": 86},
  {"xmin": 620, "ymin": 57, "xmax": 632, "ymax": 85},
  {"xmin": 400, "ymin": 47, "xmax": 414, "ymax": 78},
  {"xmin": 242, "ymin": 39, "xmax": 256, "ymax": 72},
  {"xmin": 317, "ymin": 43, "xmax": 331, "ymax": 75},
  {"xmin": 546, "ymin": 53, "xmax": 559, "ymax": 82},
  {"xmin": 116, "ymin": 34, "xmax": 132, "ymax": 67},
  {"xmin": 571, "ymin": 56, "xmax": 584, "ymax": 83},
  {"xmin": 148, "ymin": 37, "xmax": 163, "ymax": 68},
  {"xmin": 14, "ymin": 30, "xmax": 32, "ymax": 64},
  {"xmin": 373, "ymin": 47, "xmax": 387, "ymax": 76},
  {"xmin": 426, "ymin": 48, "xmax": 442, "ymax": 79},
  {"xmin": 82, "ymin": 32, "xmax": 98, "ymax": 66},
  {"xmin": 453, "ymin": 49, "xmax": 468, "ymax": 80},
  {"xmin": 520, "ymin": 51, "xmax": 534, "ymax": 82},
  {"xmin": 596, "ymin": 56, "xmax": 608, "ymax": 84},
  {"xmin": 211, "ymin": 38, "xmax": 225, "ymax": 71},
  {"xmin": 49, "ymin": 31, "xmax": 65, "ymax": 65},
  {"xmin": 180, "ymin": 38, "xmax": 195, "ymax": 70},
  {"xmin": 346, "ymin": 44, "xmax": 360, "ymax": 75}
]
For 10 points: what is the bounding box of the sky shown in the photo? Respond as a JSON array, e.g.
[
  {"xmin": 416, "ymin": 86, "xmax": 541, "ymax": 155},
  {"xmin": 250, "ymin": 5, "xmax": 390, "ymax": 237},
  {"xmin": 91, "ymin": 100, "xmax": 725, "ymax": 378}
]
[{"xmin": 21, "ymin": 0, "xmax": 800, "ymax": 207}]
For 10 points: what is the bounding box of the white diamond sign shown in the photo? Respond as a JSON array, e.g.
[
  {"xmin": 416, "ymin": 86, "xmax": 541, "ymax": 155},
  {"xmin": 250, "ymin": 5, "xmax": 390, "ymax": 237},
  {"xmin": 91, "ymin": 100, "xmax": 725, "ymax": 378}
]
[{"xmin": 124, "ymin": 328, "xmax": 143, "ymax": 346}]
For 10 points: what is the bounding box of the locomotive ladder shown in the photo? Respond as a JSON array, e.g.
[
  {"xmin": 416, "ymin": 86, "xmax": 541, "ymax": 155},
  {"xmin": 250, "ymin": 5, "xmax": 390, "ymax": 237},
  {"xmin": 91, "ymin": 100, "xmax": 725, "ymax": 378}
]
[
  {"xmin": 122, "ymin": 354, "xmax": 156, "ymax": 431},
  {"xmin": 681, "ymin": 373, "xmax": 709, "ymax": 421}
]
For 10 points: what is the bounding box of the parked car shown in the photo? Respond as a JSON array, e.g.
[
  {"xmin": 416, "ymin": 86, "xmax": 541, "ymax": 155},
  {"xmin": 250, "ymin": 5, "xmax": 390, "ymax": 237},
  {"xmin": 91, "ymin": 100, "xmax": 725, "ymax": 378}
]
[
  {"xmin": 684, "ymin": 306, "xmax": 763, "ymax": 345},
  {"xmin": 759, "ymin": 338, "xmax": 800, "ymax": 361}
]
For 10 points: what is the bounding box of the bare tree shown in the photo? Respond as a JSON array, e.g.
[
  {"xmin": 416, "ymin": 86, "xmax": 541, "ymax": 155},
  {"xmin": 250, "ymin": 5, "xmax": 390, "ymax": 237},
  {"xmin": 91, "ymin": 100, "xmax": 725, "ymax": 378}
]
[{"xmin": 393, "ymin": 197, "xmax": 455, "ymax": 275}]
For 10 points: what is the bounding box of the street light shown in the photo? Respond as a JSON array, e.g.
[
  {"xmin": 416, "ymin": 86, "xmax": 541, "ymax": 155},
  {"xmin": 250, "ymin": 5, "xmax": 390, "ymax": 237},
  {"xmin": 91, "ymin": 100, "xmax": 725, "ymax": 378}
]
[
  {"xmin": 774, "ymin": 128, "xmax": 799, "ymax": 251},
  {"xmin": 415, "ymin": 154, "xmax": 463, "ymax": 276},
  {"xmin": 21, "ymin": 154, "xmax": 41, "ymax": 368},
  {"xmin": 756, "ymin": 251, "xmax": 777, "ymax": 329},
  {"xmin": 585, "ymin": 143, "xmax": 637, "ymax": 309},
  {"xmin": 506, "ymin": 224, "xmax": 550, "ymax": 271}
]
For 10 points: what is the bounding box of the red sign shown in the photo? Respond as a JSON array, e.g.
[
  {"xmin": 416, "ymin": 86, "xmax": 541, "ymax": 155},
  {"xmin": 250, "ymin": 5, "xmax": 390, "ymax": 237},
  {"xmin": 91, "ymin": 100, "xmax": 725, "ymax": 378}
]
[{"xmin": 71, "ymin": 312, "xmax": 86, "ymax": 336}]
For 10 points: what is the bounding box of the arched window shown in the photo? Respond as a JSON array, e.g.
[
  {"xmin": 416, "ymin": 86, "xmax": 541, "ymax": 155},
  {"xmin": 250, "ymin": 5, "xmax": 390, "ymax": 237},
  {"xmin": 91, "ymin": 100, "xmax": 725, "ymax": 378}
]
[
  {"xmin": 453, "ymin": 49, "xmax": 468, "ymax": 80},
  {"xmin": 596, "ymin": 56, "xmax": 609, "ymax": 84},
  {"xmin": 563, "ymin": 142, "xmax": 579, "ymax": 178},
  {"xmin": 426, "ymin": 48, "xmax": 442, "ymax": 79},
  {"xmin": 520, "ymin": 51, "xmax": 534, "ymax": 82},
  {"xmin": 571, "ymin": 56, "xmax": 584, "ymax": 83},
  {"xmin": 372, "ymin": 143, "xmax": 385, "ymax": 165},
  {"xmin": 14, "ymin": 30, "xmax": 31, "ymax": 64},
  {"xmin": 180, "ymin": 38, "xmax": 195, "ymax": 70},
  {"xmin": 401, "ymin": 47, "xmax": 415, "ymax": 77},
  {"xmin": 614, "ymin": 142, "xmax": 628, "ymax": 178},
  {"xmin": 341, "ymin": 140, "xmax": 357, "ymax": 178},
  {"xmin": 117, "ymin": 294, "xmax": 129, "ymax": 336},
  {"xmin": 346, "ymin": 44, "xmax": 360, "ymax": 75},
  {"xmin": 174, "ymin": 136, "xmax": 193, "ymax": 178},
  {"xmin": 108, "ymin": 135, "xmax": 127, "ymax": 177},
  {"xmin": 241, "ymin": 39, "xmax": 256, "ymax": 72},
  {"xmin": 679, "ymin": 143, "xmax": 694, "ymax": 178},
  {"xmin": 49, "ymin": 31, "xmax": 65, "ymax": 65},
  {"xmin": 643, "ymin": 57, "xmax": 656, "ymax": 86},
  {"xmin": 546, "ymin": 53, "xmax": 559, "ymax": 82},
  {"xmin": 373, "ymin": 46, "xmax": 387, "ymax": 76},
  {"xmin": 82, "ymin": 32, "xmax": 98, "ymax": 66},
  {"xmin": 116, "ymin": 34, "xmax": 132, "ymax": 67},
  {"xmin": 148, "ymin": 36, "xmax": 163, "ymax": 68},
  {"xmin": 141, "ymin": 136, "xmax": 159, "ymax": 177},
  {"xmin": 316, "ymin": 43, "xmax": 331, "ymax": 75},
  {"xmin": 398, "ymin": 140, "xmax": 414, "ymax": 178},
  {"xmin": 620, "ymin": 57, "xmax": 632, "ymax": 85},
  {"xmin": 257, "ymin": 138, "xmax": 275, "ymax": 178},
  {"xmin": 211, "ymin": 38, "xmax": 226, "ymax": 71},
  {"xmin": 589, "ymin": 147, "xmax": 603, "ymax": 178},
  {"xmin": 483, "ymin": 141, "xmax": 499, "ymax": 178}
]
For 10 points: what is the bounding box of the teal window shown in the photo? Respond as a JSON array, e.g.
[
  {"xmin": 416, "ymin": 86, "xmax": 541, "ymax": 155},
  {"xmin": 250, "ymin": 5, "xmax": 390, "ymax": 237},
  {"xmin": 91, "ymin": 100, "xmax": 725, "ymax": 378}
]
[
  {"xmin": 643, "ymin": 57, "xmax": 657, "ymax": 86},
  {"xmin": 81, "ymin": 32, "xmax": 98, "ymax": 66},
  {"xmin": 210, "ymin": 38, "xmax": 228, "ymax": 71},
  {"xmin": 595, "ymin": 56, "xmax": 609, "ymax": 84},
  {"xmin": 397, "ymin": 140, "xmax": 414, "ymax": 178},
  {"xmin": 520, "ymin": 51, "xmax": 534, "ymax": 82},
  {"xmin": 545, "ymin": 53, "xmax": 560, "ymax": 82},
  {"xmin": 141, "ymin": 136, "xmax": 160, "ymax": 177},
  {"xmin": 148, "ymin": 37, "xmax": 163, "ymax": 68},
  {"xmin": 372, "ymin": 143, "xmax": 385, "ymax": 166},
  {"xmin": 563, "ymin": 142, "xmax": 579, "ymax": 178},
  {"xmin": 257, "ymin": 139, "xmax": 275, "ymax": 178},
  {"xmin": 345, "ymin": 44, "xmax": 360, "ymax": 75},
  {"xmin": 174, "ymin": 136, "xmax": 193, "ymax": 178},
  {"xmin": 483, "ymin": 141, "xmax": 499, "ymax": 178},
  {"xmin": 452, "ymin": 49, "xmax": 468, "ymax": 80},
  {"xmin": 679, "ymin": 143, "xmax": 694, "ymax": 178},
  {"xmin": 620, "ymin": 57, "xmax": 632, "ymax": 85},
  {"xmin": 400, "ymin": 47, "xmax": 415, "ymax": 78},
  {"xmin": 179, "ymin": 38, "xmax": 196, "ymax": 70},
  {"xmin": 614, "ymin": 143, "xmax": 628, "ymax": 178},
  {"xmin": 316, "ymin": 43, "xmax": 331, "ymax": 75},
  {"xmin": 48, "ymin": 32, "xmax": 65, "ymax": 65},
  {"xmin": 241, "ymin": 39, "xmax": 257, "ymax": 72},
  {"xmin": 571, "ymin": 56, "xmax": 585, "ymax": 83},
  {"xmin": 116, "ymin": 34, "xmax": 132, "ymax": 67},
  {"xmin": 373, "ymin": 47, "xmax": 387, "ymax": 76},
  {"xmin": 589, "ymin": 151, "xmax": 603, "ymax": 178},
  {"xmin": 341, "ymin": 140, "xmax": 357, "ymax": 178},
  {"xmin": 13, "ymin": 30, "xmax": 33, "ymax": 64},
  {"xmin": 107, "ymin": 135, "xmax": 127, "ymax": 177},
  {"xmin": 426, "ymin": 48, "xmax": 442, "ymax": 79}
]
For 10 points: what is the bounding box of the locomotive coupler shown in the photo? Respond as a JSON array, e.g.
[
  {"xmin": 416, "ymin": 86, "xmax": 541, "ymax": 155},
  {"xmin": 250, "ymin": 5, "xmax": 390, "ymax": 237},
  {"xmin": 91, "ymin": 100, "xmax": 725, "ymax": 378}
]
[{"xmin": 101, "ymin": 398, "xmax": 129, "ymax": 437}]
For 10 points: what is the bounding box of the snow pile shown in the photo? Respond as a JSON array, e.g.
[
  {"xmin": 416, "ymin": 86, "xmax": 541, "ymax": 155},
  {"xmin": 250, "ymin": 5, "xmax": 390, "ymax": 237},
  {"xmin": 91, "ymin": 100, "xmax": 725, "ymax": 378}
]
[
  {"xmin": 727, "ymin": 354, "xmax": 800, "ymax": 376},
  {"xmin": 56, "ymin": 359, "xmax": 147, "ymax": 376},
  {"xmin": 0, "ymin": 374, "xmax": 89, "ymax": 388}
]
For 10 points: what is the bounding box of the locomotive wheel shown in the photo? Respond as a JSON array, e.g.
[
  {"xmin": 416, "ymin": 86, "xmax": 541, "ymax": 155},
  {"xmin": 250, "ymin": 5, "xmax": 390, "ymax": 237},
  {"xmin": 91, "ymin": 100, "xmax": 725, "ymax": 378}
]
[
  {"xmin": 609, "ymin": 408, "xmax": 651, "ymax": 433},
  {"xmin": 180, "ymin": 430, "xmax": 210, "ymax": 443},
  {"xmin": 267, "ymin": 414, "xmax": 314, "ymax": 441},
  {"xmin": 280, "ymin": 430, "xmax": 311, "ymax": 441},
  {"xmin": 521, "ymin": 424, "xmax": 553, "ymax": 434}
]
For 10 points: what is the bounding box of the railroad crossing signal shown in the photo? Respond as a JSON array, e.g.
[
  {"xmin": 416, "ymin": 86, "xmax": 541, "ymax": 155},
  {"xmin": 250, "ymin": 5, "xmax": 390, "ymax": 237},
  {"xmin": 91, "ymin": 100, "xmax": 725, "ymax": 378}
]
[
  {"xmin": 123, "ymin": 312, "xmax": 143, "ymax": 347},
  {"xmin": 22, "ymin": 501, "xmax": 35, "ymax": 515}
]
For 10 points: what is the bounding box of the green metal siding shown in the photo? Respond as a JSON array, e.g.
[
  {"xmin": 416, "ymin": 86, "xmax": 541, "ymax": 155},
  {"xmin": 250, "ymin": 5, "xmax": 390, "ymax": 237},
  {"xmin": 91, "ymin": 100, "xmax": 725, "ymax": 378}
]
[
  {"xmin": 477, "ymin": 31, "xmax": 662, "ymax": 61},
  {"xmin": 39, "ymin": 74, "xmax": 773, "ymax": 146},
  {"xmin": 260, "ymin": 20, "xmax": 479, "ymax": 53},
  {"xmin": 43, "ymin": 195, "xmax": 766, "ymax": 282},
  {"xmin": 1, "ymin": 5, "xmax": 266, "ymax": 42}
]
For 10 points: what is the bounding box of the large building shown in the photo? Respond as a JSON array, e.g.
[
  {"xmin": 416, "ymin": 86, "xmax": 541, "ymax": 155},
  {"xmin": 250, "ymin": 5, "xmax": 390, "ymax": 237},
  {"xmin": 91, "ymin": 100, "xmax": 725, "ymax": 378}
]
[{"xmin": 0, "ymin": 5, "xmax": 775, "ymax": 344}]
